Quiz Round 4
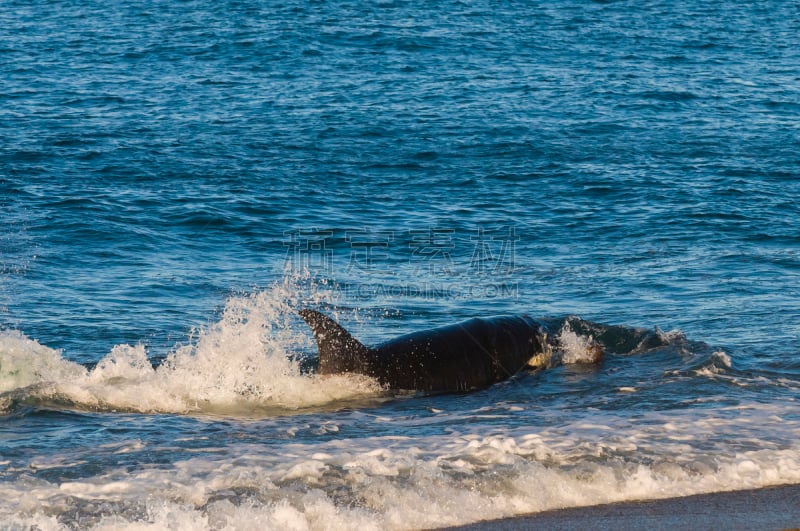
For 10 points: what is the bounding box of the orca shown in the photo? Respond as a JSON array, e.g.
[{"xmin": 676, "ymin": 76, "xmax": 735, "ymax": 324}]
[{"xmin": 299, "ymin": 309, "xmax": 586, "ymax": 392}]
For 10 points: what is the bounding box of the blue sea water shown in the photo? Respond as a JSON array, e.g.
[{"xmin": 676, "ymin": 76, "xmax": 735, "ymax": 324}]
[{"xmin": 1, "ymin": 0, "xmax": 800, "ymax": 528}]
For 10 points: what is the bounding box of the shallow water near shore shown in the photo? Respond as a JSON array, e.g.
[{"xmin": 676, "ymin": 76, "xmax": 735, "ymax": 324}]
[{"xmin": 2, "ymin": 0, "xmax": 800, "ymax": 528}]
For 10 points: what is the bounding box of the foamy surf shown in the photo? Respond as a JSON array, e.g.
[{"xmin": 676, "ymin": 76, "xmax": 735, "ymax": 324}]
[
  {"xmin": 2, "ymin": 405, "xmax": 800, "ymax": 531},
  {"xmin": 0, "ymin": 284, "xmax": 383, "ymax": 416}
]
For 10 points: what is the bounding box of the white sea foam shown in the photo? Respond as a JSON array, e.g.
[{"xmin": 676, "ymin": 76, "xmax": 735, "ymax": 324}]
[
  {"xmin": 3, "ymin": 405, "xmax": 800, "ymax": 530},
  {"xmin": 0, "ymin": 282, "xmax": 382, "ymax": 415},
  {"xmin": 0, "ymin": 330, "xmax": 86, "ymax": 393}
]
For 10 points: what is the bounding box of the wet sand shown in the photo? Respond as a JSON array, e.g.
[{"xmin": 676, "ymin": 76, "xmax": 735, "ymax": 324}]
[{"xmin": 443, "ymin": 484, "xmax": 800, "ymax": 531}]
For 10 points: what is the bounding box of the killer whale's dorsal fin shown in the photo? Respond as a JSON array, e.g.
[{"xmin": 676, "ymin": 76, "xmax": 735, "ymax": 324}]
[{"xmin": 299, "ymin": 309, "xmax": 371, "ymax": 374}]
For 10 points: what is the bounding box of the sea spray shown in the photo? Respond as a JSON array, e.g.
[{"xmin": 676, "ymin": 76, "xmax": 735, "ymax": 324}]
[{"xmin": 0, "ymin": 282, "xmax": 382, "ymax": 415}]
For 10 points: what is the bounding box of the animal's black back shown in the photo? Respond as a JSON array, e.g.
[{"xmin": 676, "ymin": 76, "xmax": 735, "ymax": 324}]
[
  {"xmin": 372, "ymin": 316, "xmax": 543, "ymax": 391},
  {"xmin": 299, "ymin": 310, "xmax": 545, "ymax": 392}
]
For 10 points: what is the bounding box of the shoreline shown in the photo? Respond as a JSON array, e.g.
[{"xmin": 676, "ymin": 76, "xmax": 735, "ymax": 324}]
[{"xmin": 442, "ymin": 484, "xmax": 800, "ymax": 531}]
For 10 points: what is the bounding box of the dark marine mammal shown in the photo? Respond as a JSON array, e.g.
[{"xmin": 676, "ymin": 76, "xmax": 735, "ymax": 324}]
[{"xmin": 299, "ymin": 309, "xmax": 559, "ymax": 392}]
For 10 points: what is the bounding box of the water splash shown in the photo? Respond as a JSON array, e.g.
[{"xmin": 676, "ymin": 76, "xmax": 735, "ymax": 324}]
[
  {"xmin": 555, "ymin": 320, "xmax": 604, "ymax": 365},
  {"xmin": 0, "ymin": 280, "xmax": 383, "ymax": 415}
]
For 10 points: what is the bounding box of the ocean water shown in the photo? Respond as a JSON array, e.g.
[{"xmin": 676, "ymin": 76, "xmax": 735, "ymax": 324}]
[{"xmin": 1, "ymin": 0, "xmax": 800, "ymax": 528}]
